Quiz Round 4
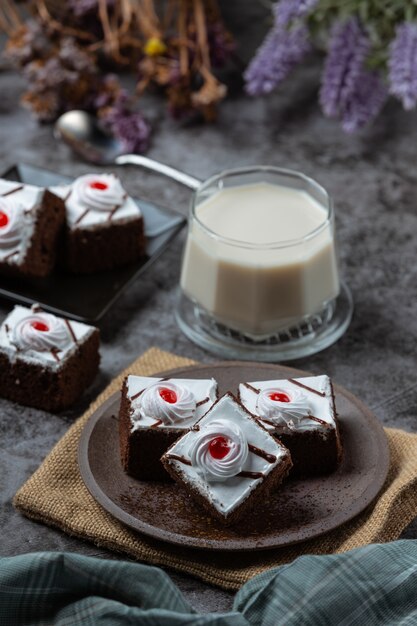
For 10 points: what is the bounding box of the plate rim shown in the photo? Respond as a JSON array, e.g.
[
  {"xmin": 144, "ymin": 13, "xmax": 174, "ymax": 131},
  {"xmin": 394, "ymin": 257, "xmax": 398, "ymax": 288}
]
[
  {"xmin": 78, "ymin": 361, "xmax": 390, "ymax": 551},
  {"xmin": 0, "ymin": 163, "xmax": 186, "ymax": 323}
]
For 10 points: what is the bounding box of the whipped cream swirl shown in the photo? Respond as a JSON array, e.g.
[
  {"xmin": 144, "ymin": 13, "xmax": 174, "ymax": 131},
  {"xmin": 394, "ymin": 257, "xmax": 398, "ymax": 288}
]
[
  {"xmin": 12, "ymin": 312, "xmax": 72, "ymax": 353},
  {"xmin": 0, "ymin": 198, "xmax": 26, "ymax": 249},
  {"xmin": 135, "ymin": 381, "xmax": 197, "ymax": 425},
  {"xmin": 256, "ymin": 388, "xmax": 311, "ymax": 429},
  {"xmin": 72, "ymin": 174, "xmax": 126, "ymax": 212},
  {"xmin": 189, "ymin": 419, "xmax": 248, "ymax": 482}
]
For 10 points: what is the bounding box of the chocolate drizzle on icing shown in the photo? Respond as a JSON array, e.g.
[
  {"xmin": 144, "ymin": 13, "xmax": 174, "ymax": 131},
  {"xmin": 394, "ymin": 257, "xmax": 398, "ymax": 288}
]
[
  {"xmin": 64, "ymin": 319, "xmax": 77, "ymax": 344},
  {"xmin": 50, "ymin": 348, "xmax": 61, "ymax": 363},
  {"xmin": 107, "ymin": 205, "xmax": 122, "ymax": 221},
  {"xmin": 64, "ymin": 189, "xmax": 72, "ymax": 202},
  {"xmin": 1, "ymin": 185, "xmax": 23, "ymax": 197},
  {"xmin": 308, "ymin": 414, "xmax": 328, "ymax": 426},
  {"xmin": 165, "ymin": 453, "xmax": 192, "ymax": 466},
  {"xmin": 237, "ymin": 470, "xmax": 263, "ymax": 479},
  {"xmin": 288, "ymin": 378, "xmax": 326, "ymax": 397},
  {"xmin": 130, "ymin": 378, "xmax": 164, "ymax": 401},
  {"xmin": 248, "ymin": 443, "xmax": 276, "ymax": 463},
  {"xmin": 196, "ymin": 397, "xmax": 209, "ymax": 407},
  {"xmin": 74, "ymin": 208, "xmax": 90, "ymax": 226},
  {"xmin": 258, "ymin": 417, "xmax": 276, "ymax": 427},
  {"xmin": 3, "ymin": 250, "xmax": 18, "ymax": 261},
  {"xmin": 150, "ymin": 419, "xmax": 163, "ymax": 429},
  {"xmin": 130, "ymin": 388, "xmax": 146, "ymax": 401},
  {"xmin": 243, "ymin": 382, "xmax": 260, "ymax": 394}
]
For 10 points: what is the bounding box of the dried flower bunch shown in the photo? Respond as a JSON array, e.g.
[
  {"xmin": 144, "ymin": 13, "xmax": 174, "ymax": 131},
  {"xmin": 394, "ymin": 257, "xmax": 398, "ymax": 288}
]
[
  {"xmin": 245, "ymin": 0, "xmax": 417, "ymax": 132},
  {"xmin": 2, "ymin": 0, "xmax": 417, "ymax": 141},
  {"xmin": 0, "ymin": 0, "xmax": 234, "ymax": 152}
]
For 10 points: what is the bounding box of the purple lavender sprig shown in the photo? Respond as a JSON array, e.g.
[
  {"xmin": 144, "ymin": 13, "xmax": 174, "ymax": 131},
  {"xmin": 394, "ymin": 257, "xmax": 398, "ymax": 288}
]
[
  {"xmin": 319, "ymin": 17, "xmax": 370, "ymax": 118},
  {"xmin": 341, "ymin": 69, "xmax": 388, "ymax": 132},
  {"xmin": 244, "ymin": 24, "xmax": 311, "ymax": 96},
  {"xmin": 101, "ymin": 93, "xmax": 151, "ymax": 154},
  {"xmin": 388, "ymin": 22, "xmax": 417, "ymax": 110},
  {"xmin": 276, "ymin": 0, "xmax": 318, "ymax": 27}
]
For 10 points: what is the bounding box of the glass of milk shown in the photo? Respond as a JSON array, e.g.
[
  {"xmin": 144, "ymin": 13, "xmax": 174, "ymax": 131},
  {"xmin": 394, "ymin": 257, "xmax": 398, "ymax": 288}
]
[{"xmin": 176, "ymin": 166, "xmax": 352, "ymax": 359}]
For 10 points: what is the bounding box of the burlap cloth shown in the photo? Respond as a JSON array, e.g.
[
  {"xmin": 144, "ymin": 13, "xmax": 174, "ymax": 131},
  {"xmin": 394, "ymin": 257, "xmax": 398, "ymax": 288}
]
[{"xmin": 13, "ymin": 348, "xmax": 417, "ymax": 591}]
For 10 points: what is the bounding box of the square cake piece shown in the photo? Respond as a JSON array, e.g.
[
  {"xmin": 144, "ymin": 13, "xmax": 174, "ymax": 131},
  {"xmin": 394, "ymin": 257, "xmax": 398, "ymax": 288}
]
[
  {"xmin": 239, "ymin": 375, "xmax": 342, "ymax": 477},
  {"xmin": 0, "ymin": 305, "xmax": 100, "ymax": 411},
  {"xmin": 0, "ymin": 179, "xmax": 65, "ymax": 278},
  {"xmin": 119, "ymin": 375, "xmax": 218, "ymax": 481},
  {"xmin": 161, "ymin": 393, "xmax": 292, "ymax": 525},
  {"xmin": 51, "ymin": 173, "xmax": 145, "ymax": 274}
]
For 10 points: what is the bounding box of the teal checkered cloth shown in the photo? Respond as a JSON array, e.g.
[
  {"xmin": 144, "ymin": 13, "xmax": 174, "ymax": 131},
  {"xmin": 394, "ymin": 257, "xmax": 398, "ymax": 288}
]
[{"xmin": 1, "ymin": 541, "xmax": 417, "ymax": 625}]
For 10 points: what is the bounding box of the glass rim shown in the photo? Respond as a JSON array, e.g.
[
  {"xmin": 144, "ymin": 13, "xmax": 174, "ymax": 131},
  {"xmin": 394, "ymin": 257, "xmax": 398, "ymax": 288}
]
[{"xmin": 190, "ymin": 165, "xmax": 334, "ymax": 250}]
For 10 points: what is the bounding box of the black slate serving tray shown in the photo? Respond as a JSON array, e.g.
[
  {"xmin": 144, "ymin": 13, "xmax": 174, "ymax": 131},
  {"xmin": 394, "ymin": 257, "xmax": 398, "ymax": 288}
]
[{"xmin": 0, "ymin": 163, "xmax": 186, "ymax": 323}]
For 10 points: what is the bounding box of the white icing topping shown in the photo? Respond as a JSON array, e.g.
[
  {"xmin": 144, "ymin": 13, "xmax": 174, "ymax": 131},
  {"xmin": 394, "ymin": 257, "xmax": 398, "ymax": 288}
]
[
  {"xmin": 256, "ymin": 387, "xmax": 311, "ymax": 429},
  {"xmin": 0, "ymin": 197, "xmax": 25, "ymax": 249},
  {"xmin": 134, "ymin": 381, "xmax": 196, "ymax": 425},
  {"xmin": 239, "ymin": 376, "xmax": 335, "ymax": 434},
  {"xmin": 0, "ymin": 180, "xmax": 44, "ymax": 264},
  {"xmin": 50, "ymin": 174, "xmax": 142, "ymax": 230},
  {"xmin": 0, "ymin": 305, "xmax": 95, "ymax": 370},
  {"xmin": 189, "ymin": 419, "xmax": 248, "ymax": 482},
  {"xmin": 72, "ymin": 174, "xmax": 126, "ymax": 212},
  {"xmin": 12, "ymin": 312, "xmax": 71, "ymax": 353},
  {"xmin": 126, "ymin": 376, "xmax": 217, "ymax": 430},
  {"xmin": 164, "ymin": 394, "xmax": 289, "ymax": 517}
]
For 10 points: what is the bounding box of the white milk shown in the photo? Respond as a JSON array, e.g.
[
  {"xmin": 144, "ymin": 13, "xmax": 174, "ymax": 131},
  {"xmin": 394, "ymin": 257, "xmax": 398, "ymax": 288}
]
[{"xmin": 180, "ymin": 182, "xmax": 340, "ymax": 337}]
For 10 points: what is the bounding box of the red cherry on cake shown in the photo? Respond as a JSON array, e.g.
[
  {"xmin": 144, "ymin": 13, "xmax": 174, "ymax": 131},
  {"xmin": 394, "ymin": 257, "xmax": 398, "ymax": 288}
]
[
  {"xmin": 269, "ymin": 391, "xmax": 290, "ymax": 403},
  {"xmin": 31, "ymin": 321, "xmax": 49, "ymax": 332},
  {"xmin": 89, "ymin": 181, "xmax": 108, "ymax": 191},
  {"xmin": 0, "ymin": 211, "xmax": 9, "ymax": 228},
  {"xmin": 159, "ymin": 387, "xmax": 177, "ymax": 404},
  {"xmin": 209, "ymin": 436, "xmax": 231, "ymax": 459}
]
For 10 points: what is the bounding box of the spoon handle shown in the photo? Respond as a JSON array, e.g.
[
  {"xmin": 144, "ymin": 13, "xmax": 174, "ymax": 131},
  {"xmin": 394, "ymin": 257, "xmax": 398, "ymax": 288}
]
[{"xmin": 115, "ymin": 154, "xmax": 201, "ymax": 190}]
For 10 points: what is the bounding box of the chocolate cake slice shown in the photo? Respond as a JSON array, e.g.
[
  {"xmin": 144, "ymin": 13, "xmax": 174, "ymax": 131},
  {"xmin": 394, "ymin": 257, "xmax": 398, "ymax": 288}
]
[
  {"xmin": 161, "ymin": 393, "xmax": 292, "ymax": 526},
  {"xmin": 0, "ymin": 305, "xmax": 100, "ymax": 411},
  {"xmin": 239, "ymin": 375, "xmax": 342, "ymax": 477},
  {"xmin": 51, "ymin": 173, "xmax": 145, "ymax": 274},
  {"xmin": 119, "ymin": 375, "xmax": 218, "ymax": 481},
  {"xmin": 0, "ymin": 179, "xmax": 65, "ymax": 278}
]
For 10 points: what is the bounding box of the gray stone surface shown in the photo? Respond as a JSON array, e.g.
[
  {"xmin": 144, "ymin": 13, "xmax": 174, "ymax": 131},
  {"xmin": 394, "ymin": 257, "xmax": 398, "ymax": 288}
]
[{"xmin": 2, "ymin": 12, "xmax": 417, "ymax": 612}]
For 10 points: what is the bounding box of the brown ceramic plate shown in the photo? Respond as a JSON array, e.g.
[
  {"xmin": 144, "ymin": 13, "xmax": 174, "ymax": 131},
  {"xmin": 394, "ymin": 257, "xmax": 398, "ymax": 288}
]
[{"xmin": 78, "ymin": 362, "xmax": 389, "ymax": 551}]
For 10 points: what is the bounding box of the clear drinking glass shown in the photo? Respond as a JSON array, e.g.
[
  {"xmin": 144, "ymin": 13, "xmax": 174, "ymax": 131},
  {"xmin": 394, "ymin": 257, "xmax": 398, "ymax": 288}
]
[{"xmin": 176, "ymin": 166, "xmax": 352, "ymax": 360}]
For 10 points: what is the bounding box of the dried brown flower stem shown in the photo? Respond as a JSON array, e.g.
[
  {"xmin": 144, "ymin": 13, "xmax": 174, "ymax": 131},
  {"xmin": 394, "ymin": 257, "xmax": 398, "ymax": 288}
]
[
  {"xmin": 118, "ymin": 0, "xmax": 133, "ymax": 36},
  {"xmin": 35, "ymin": 0, "xmax": 95, "ymax": 41},
  {"xmin": 191, "ymin": 0, "xmax": 227, "ymax": 117},
  {"xmin": 178, "ymin": 0, "xmax": 189, "ymax": 76},
  {"xmin": 0, "ymin": 0, "xmax": 22, "ymax": 35},
  {"xmin": 98, "ymin": 0, "xmax": 121, "ymax": 59},
  {"xmin": 133, "ymin": 0, "xmax": 162, "ymax": 40},
  {"xmin": 194, "ymin": 0, "xmax": 211, "ymax": 71}
]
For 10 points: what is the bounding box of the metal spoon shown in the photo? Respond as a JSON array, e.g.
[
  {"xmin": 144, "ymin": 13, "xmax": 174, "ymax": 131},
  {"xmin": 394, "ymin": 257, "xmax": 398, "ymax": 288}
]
[
  {"xmin": 54, "ymin": 110, "xmax": 201, "ymax": 190},
  {"xmin": 54, "ymin": 110, "xmax": 201, "ymax": 237}
]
